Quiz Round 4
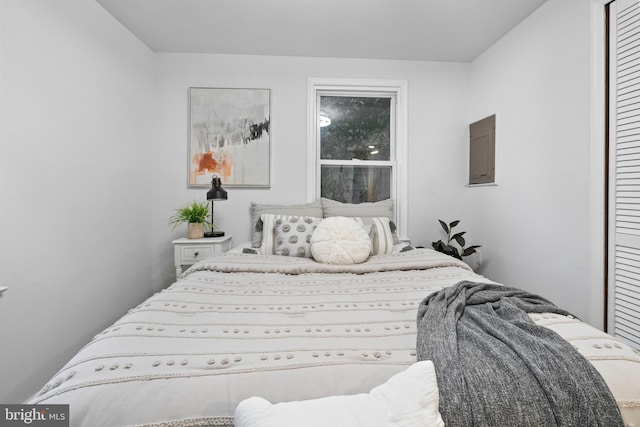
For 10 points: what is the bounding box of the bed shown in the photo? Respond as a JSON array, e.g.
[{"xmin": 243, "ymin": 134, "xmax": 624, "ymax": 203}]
[{"xmin": 26, "ymin": 200, "xmax": 640, "ymax": 426}]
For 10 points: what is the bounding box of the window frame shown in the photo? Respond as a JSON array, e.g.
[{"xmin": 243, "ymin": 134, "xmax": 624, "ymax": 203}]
[{"xmin": 306, "ymin": 78, "xmax": 408, "ymax": 240}]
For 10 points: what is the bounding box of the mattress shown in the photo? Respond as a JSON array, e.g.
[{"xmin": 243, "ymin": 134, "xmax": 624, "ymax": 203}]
[{"xmin": 26, "ymin": 249, "xmax": 640, "ymax": 426}]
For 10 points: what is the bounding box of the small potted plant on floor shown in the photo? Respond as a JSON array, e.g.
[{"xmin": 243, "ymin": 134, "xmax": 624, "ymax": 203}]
[{"xmin": 168, "ymin": 200, "xmax": 213, "ymax": 239}]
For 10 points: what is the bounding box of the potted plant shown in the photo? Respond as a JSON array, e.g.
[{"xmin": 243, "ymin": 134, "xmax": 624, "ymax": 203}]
[
  {"xmin": 168, "ymin": 200, "xmax": 213, "ymax": 239},
  {"xmin": 431, "ymin": 219, "xmax": 481, "ymax": 260}
]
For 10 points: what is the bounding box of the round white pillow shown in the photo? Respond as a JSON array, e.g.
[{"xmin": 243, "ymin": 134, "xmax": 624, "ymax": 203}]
[{"xmin": 310, "ymin": 217, "xmax": 372, "ymax": 265}]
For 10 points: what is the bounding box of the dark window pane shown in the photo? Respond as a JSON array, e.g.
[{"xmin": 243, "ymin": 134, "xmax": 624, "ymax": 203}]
[
  {"xmin": 320, "ymin": 96, "xmax": 391, "ymax": 161},
  {"xmin": 321, "ymin": 165, "xmax": 391, "ymax": 203}
]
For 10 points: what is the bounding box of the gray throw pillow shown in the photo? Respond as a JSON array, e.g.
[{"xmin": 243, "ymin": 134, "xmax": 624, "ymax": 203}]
[
  {"xmin": 261, "ymin": 214, "xmax": 321, "ymax": 257},
  {"xmin": 250, "ymin": 201, "xmax": 323, "ymax": 248},
  {"xmin": 321, "ymin": 198, "xmax": 394, "ymax": 218}
]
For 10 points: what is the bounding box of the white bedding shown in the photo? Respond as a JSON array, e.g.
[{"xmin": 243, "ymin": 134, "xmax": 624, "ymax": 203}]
[{"xmin": 26, "ymin": 249, "xmax": 640, "ymax": 426}]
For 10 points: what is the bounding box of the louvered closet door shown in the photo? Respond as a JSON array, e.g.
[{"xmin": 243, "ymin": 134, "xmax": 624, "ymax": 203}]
[{"xmin": 609, "ymin": 0, "xmax": 640, "ymax": 349}]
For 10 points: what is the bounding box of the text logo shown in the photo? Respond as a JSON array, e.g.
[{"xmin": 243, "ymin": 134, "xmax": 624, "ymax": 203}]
[{"xmin": 1, "ymin": 405, "xmax": 69, "ymax": 426}]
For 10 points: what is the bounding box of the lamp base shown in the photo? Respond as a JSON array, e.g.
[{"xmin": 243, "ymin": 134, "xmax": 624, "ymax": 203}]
[{"xmin": 204, "ymin": 231, "xmax": 225, "ymax": 238}]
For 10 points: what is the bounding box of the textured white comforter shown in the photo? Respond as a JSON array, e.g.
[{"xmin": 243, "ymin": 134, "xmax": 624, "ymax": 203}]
[{"xmin": 26, "ymin": 249, "xmax": 640, "ymax": 426}]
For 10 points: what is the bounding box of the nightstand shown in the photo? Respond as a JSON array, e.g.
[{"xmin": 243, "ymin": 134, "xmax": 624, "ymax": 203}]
[{"xmin": 172, "ymin": 235, "xmax": 232, "ymax": 280}]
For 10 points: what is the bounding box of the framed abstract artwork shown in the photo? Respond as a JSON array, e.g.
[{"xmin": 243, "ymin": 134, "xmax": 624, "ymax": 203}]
[{"xmin": 188, "ymin": 87, "xmax": 271, "ymax": 187}]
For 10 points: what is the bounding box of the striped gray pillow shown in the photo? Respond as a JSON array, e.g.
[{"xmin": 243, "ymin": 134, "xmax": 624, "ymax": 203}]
[{"xmin": 350, "ymin": 217, "xmax": 394, "ymax": 255}]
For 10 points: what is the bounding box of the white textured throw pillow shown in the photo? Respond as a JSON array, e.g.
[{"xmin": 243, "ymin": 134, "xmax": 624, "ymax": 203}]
[
  {"xmin": 310, "ymin": 217, "xmax": 372, "ymax": 264},
  {"xmin": 234, "ymin": 361, "xmax": 444, "ymax": 427}
]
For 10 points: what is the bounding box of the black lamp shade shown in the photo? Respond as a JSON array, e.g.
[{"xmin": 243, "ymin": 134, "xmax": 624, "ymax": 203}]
[{"xmin": 207, "ymin": 176, "xmax": 227, "ymax": 201}]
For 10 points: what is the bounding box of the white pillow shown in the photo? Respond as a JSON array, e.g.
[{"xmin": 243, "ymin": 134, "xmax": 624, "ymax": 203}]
[
  {"xmin": 310, "ymin": 217, "xmax": 372, "ymax": 264},
  {"xmin": 234, "ymin": 361, "xmax": 444, "ymax": 427}
]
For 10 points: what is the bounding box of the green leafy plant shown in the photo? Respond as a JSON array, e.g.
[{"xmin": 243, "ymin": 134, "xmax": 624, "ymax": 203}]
[
  {"xmin": 431, "ymin": 219, "xmax": 480, "ymax": 260},
  {"xmin": 168, "ymin": 200, "xmax": 214, "ymax": 230}
]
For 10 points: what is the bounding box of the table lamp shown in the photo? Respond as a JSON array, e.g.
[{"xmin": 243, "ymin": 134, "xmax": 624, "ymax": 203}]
[{"xmin": 205, "ymin": 176, "xmax": 227, "ymax": 237}]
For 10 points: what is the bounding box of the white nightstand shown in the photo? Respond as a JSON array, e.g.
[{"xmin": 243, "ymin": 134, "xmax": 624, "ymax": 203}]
[{"xmin": 172, "ymin": 235, "xmax": 232, "ymax": 280}]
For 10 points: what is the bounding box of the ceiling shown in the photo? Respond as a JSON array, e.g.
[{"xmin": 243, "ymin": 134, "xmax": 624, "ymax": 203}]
[{"xmin": 96, "ymin": 0, "xmax": 548, "ymax": 62}]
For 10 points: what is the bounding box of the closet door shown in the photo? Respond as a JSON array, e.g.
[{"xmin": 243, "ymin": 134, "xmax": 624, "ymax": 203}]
[{"xmin": 609, "ymin": 0, "xmax": 640, "ymax": 349}]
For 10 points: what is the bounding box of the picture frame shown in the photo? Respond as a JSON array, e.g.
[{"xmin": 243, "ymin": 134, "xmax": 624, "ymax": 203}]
[{"xmin": 188, "ymin": 87, "xmax": 271, "ymax": 187}]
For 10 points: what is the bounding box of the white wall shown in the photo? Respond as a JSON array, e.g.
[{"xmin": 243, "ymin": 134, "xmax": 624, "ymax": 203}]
[
  {"xmin": 0, "ymin": 0, "xmax": 154, "ymax": 402},
  {"xmin": 151, "ymin": 54, "xmax": 470, "ymax": 289},
  {"xmin": 466, "ymin": 0, "xmax": 596, "ymax": 323}
]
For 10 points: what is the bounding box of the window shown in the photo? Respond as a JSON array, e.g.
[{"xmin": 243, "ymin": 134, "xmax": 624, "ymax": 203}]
[
  {"xmin": 468, "ymin": 114, "xmax": 496, "ymax": 185},
  {"xmin": 319, "ymin": 94, "xmax": 394, "ymax": 203},
  {"xmin": 307, "ymin": 78, "xmax": 407, "ymax": 239}
]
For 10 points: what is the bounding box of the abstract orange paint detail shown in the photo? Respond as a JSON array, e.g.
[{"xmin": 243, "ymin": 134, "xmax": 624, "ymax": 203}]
[
  {"xmin": 199, "ymin": 152, "xmax": 218, "ymax": 173},
  {"xmin": 191, "ymin": 151, "xmax": 232, "ymax": 181}
]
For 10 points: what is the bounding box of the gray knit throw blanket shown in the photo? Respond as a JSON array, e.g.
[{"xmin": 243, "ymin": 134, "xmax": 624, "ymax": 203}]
[{"xmin": 416, "ymin": 281, "xmax": 623, "ymax": 427}]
